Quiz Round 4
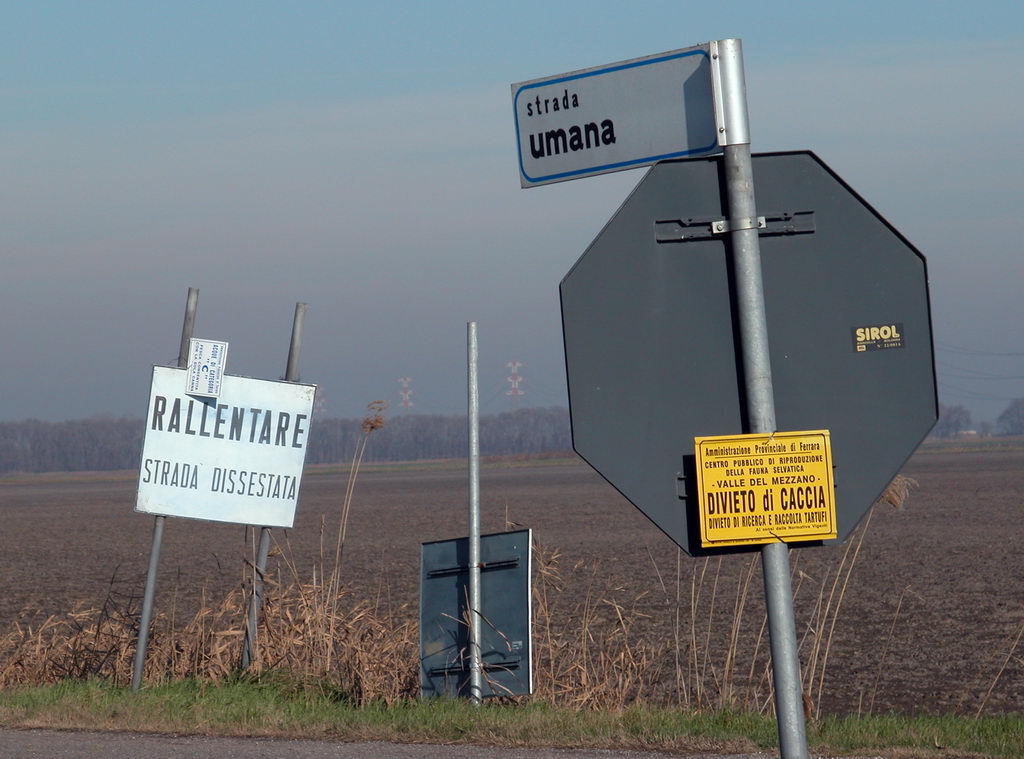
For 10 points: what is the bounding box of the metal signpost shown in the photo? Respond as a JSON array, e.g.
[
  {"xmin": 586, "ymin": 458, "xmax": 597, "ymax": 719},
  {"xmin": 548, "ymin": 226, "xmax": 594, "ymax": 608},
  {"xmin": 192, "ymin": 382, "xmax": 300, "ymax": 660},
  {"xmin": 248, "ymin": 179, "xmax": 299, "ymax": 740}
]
[
  {"xmin": 467, "ymin": 322, "xmax": 483, "ymax": 704},
  {"xmin": 715, "ymin": 48, "xmax": 808, "ymax": 748},
  {"xmin": 242, "ymin": 302, "xmax": 308, "ymax": 669},
  {"xmin": 418, "ymin": 324, "xmax": 534, "ymax": 703},
  {"xmin": 131, "ymin": 291, "xmax": 316, "ymax": 689},
  {"xmin": 516, "ymin": 39, "xmax": 937, "ymax": 758},
  {"xmin": 132, "ymin": 287, "xmax": 197, "ymax": 691}
]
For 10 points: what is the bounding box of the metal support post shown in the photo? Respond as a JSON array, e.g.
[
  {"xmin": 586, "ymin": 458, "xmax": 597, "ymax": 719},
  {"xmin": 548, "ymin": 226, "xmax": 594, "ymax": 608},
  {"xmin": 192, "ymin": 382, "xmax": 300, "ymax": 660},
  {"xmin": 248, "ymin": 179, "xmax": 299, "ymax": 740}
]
[
  {"xmin": 714, "ymin": 38, "xmax": 809, "ymax": 758},
  {"xmin": 241, "ymin": 302, "xmax": 307, "ymax": 669},
  {"xmin": 467, "ymin": 321, "xmax": 483, "ymax": 704},
  {"xmin": 283, "ymin": 302, "xmax": 306, "ymax": 384},
  {"xmin": 131, "ymin": 515, "xmax": 164, "ymax": 690},
  {"xmin": 132, "ymin": 286, "xmax": 198, "ymax": 691}
]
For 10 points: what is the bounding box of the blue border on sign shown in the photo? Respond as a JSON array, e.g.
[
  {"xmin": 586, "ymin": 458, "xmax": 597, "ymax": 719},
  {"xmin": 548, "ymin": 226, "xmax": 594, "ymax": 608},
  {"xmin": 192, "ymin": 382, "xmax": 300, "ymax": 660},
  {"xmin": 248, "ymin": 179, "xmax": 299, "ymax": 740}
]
[{"xmin": 513, "ymin": 49, "xmax": 717, "ymax": 185}]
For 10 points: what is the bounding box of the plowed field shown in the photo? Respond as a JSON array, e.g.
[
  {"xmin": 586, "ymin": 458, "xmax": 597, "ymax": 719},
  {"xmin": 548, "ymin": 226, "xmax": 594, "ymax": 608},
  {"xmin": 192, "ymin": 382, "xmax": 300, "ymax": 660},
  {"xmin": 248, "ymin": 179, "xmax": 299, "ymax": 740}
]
[{"xmin": 2, "ymin": 446, "xmax": 1021, "ymax": 715}]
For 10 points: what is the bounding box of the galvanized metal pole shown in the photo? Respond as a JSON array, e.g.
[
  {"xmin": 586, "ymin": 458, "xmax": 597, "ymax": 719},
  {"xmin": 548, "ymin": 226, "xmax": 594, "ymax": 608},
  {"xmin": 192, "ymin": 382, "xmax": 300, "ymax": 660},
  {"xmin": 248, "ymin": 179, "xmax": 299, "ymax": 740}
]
[
  {"xmin": 132, "ymin": 286, "xmax": 198, "ymax": 691},
  {"xmin": 240, "ymin": 528, "xmax": 272, "ymax": 670},
  {"xmin": 467, "ymin": 321, "xmax": 483, "ymax": 704},
  {"xmin": 713, "ymin": 39, "xmax": 809, "ymax": 759},
  {"xmin": 131, "ymin": 516, "xmax": 164, "ymax": 691},
  {"xmin": 283, "ymin": 302, "xmax": 306, "ymax": 384},
  {"xmin": 241, "ymin": 302, "xmax": 307, "ymax": 669}
]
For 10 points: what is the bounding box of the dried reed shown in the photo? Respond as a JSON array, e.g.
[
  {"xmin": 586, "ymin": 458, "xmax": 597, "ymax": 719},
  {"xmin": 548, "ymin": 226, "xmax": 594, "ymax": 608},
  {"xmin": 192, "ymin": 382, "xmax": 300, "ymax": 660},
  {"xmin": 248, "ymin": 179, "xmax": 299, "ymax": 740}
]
[{"xmin": 3, "ymin": 470, "xmax": 961, "ymax": 718}]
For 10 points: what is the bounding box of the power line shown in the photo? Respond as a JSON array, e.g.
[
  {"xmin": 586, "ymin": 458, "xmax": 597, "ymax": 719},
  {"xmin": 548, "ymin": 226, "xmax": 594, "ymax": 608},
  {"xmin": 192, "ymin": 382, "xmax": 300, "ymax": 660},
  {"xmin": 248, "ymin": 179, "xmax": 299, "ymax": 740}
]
[
  {"xmin": 516, "ymin": 374, "xmax": 566, "ymax": 406},
  {"xmin": 937, "ymin": 380, "xmax": 1019, "ymax": 402},
  {"xmin": 938, "ymin": 361, "xmax": 1024, "ymax": 380},
  {"xmin": 936, "ymin": 340, "xmax": 1024, "ymax": 357}
]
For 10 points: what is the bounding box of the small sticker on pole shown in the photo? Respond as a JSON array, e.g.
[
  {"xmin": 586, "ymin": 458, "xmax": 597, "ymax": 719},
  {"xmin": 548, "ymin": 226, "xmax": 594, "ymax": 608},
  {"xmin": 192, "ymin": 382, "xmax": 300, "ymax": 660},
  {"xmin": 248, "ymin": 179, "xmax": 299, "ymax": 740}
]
[
  {"xmin": 694, "ymin": 430, "xmax": 837, "ymax": 548},
  {"xmin": 186, "ymin": 338, "xmax": 228, "ymax": 398}
]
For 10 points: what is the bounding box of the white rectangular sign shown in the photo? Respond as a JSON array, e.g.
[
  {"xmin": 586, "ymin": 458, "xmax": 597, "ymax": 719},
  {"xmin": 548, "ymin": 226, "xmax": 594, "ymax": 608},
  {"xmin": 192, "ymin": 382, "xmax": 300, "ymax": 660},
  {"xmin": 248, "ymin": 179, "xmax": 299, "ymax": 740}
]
[
  {"xmin": 186, "ymin": 338, "xmax": 228, "ymax": 398},
  {"xmin": 137, "ymin": 366, "xmax": 316, "ymax": 528},
  {"xmin": 512, "ymin": 45, "xmax": 718, "ymax": 187}
]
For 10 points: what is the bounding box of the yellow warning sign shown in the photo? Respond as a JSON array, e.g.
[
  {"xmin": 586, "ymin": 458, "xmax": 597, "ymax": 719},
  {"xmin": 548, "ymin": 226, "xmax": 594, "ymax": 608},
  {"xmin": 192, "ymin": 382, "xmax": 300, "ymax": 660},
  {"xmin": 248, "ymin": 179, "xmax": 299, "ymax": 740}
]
[{"xmin": 694, "ymin": 430, "xmax": 837, "ymax": 548}]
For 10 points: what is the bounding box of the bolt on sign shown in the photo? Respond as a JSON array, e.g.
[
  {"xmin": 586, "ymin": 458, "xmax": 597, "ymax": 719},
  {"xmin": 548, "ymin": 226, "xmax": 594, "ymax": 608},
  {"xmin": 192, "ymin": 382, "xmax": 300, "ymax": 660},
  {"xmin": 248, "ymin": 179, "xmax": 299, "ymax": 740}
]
[
  {"xmin": 137, "ymin": 366, "xmax": 316, "ymax": 528},
  {"xmin": 694, "ymin": 430, "xmax": 836, "ymax": 548}
]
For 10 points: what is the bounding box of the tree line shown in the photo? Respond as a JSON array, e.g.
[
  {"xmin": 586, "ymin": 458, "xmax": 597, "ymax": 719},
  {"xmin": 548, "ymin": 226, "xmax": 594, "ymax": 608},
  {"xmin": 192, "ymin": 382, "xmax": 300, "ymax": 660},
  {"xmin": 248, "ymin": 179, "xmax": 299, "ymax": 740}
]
[
  {"xmin": 0, "ymin": 407, "xmax": 571, "ymax": 474},
  {"xmin": 931, "ymin": 400, "xmax": 1024, "ymax": 438},
  {"xmin": 8, "ymin": 397, "xmax": 1022, "ymax": 472}
]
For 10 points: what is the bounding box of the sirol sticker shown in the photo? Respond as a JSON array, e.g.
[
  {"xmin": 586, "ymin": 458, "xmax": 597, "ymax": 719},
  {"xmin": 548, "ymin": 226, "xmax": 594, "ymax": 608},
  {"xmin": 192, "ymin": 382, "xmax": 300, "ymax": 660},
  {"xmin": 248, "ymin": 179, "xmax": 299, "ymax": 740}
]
[{"xmin": 852, "ymin": 323, "xmax": 904, "ymax": 352}]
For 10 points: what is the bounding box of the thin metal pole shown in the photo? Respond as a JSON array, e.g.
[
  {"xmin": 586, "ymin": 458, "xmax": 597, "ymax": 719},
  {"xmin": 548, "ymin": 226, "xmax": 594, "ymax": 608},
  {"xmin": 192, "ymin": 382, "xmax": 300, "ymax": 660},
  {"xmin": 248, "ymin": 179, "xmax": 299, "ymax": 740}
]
[
  {"xmin": 716, "ymin": 39, "xmax": 809, "ymax": 758},
  {"xmin": 240, "ymin": 527, "xmax": 272, "ymax": 670},
  {"xmin": 176, "ymin": 289, "xmax": 200, "ymax": 371},
  {"xmin": 131, "ymin": 515, "xmax": 164, "ymax": 690},
  {"xmin": 284, "ymin": 302, "xmax": 306, "ymax": 384},
  {"xmin": 467, "ymin": 321, "xmax": 483, "ymax": 704},
  {"xmin": 132, "ymin": 286, "xmax": 198, "ymax": 691},
  {"xmin": 241, "ymin": 302, "xmax": 307, "ymax": 670}
]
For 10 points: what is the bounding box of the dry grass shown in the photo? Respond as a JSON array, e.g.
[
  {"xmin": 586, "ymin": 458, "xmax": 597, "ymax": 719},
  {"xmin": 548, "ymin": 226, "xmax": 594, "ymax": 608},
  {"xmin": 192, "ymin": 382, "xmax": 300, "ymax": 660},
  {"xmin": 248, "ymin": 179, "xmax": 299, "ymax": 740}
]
[
  {"xmin": 1, "ymin": 472, "xmax": 949, "ymax": 717},
  {"xmin": 530, "ymin": 544, "xmax": 663, "ymax": 709},
  {"xmin": 0, "ymin": 573, "xmax": 419, "ymax": 703},
  {"xmin": 0, "ymin": 542, "xmax": 659, "ymax": 708}
]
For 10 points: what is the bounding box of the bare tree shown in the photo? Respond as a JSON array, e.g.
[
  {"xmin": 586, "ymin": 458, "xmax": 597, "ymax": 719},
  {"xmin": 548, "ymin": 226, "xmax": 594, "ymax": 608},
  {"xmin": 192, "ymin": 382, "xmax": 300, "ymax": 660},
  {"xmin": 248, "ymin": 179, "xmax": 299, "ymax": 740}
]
[
  {"xmin": 997, "ymin": 398, "xmax": 1024, "ymax": 436},
  {"xmin": 933, "ymin": 403, "xmax": 972, "ymax": 438}
]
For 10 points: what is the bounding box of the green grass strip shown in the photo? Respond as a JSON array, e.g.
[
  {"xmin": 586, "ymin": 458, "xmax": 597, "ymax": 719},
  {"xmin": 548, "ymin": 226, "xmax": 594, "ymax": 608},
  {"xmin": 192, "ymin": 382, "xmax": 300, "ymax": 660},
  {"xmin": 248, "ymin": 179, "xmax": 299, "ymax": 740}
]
[{"xmin": 2, "ymin": 679, "xmax": 1021, "ymax": 758}]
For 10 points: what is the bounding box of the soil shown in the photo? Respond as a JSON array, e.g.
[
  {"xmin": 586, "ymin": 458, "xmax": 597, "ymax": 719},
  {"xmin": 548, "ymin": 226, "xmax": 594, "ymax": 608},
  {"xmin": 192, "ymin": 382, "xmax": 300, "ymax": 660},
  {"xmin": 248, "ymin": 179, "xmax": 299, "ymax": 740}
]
[{"xmin": 1, "ymin": 446, "xmax": 1021, "ymax": 716}]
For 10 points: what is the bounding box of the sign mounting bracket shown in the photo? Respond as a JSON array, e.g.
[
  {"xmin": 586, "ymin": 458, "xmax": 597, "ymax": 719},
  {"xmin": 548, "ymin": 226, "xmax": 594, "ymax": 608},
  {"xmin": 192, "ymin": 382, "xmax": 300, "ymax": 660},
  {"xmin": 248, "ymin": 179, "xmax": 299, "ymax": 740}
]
[{"xmin": 654, "ymin": 210, "xmax": 815, "ymax": 243}]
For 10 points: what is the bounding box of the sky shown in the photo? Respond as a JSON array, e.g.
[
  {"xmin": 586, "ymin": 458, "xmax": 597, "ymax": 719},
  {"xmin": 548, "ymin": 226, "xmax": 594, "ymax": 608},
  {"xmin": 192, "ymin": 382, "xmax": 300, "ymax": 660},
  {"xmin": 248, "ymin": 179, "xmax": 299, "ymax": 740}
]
[{"xmin": 2, "ymin": 1, "xmax": 1022, "ymax": 426}]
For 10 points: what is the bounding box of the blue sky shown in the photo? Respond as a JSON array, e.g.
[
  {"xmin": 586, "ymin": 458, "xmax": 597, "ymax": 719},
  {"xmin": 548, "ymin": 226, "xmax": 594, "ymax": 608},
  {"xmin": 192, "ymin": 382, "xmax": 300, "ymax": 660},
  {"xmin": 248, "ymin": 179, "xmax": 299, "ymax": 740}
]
[{"xmin": 2, "ymin": 2, "xmax": 1022, "ymax": 424}]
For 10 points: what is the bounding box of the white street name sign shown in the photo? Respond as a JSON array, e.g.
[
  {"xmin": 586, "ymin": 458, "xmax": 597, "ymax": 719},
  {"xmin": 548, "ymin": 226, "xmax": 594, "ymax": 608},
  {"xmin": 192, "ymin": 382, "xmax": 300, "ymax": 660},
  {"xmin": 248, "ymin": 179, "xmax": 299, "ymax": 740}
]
[
  {"xmin": 137, "ymin": 366, "xmax": 316, "ymax": 528},
  {"xmin": 512, "ymin": 45, "xmax": 718, "ymax": 187}
]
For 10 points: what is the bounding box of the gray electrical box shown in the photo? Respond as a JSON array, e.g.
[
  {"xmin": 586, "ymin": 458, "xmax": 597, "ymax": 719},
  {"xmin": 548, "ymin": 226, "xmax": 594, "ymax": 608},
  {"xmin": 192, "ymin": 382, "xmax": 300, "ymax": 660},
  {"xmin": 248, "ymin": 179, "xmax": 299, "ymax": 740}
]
[
  {"xmin": 560, "ymin": 151, "xmax": 937, "ymax": 555},
  {"xmin": 420, "ymin": 529, "xmax": 532, "ymax": 698}
]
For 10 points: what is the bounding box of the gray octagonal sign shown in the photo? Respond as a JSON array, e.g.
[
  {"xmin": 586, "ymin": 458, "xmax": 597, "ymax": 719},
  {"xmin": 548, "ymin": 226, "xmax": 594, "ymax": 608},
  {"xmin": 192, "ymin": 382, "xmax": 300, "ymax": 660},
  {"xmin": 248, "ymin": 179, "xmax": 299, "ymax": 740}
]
[{"xmin": 560, "ymin": 151, "xmax": 937, "ymax": 556}]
